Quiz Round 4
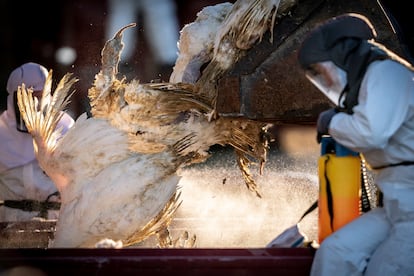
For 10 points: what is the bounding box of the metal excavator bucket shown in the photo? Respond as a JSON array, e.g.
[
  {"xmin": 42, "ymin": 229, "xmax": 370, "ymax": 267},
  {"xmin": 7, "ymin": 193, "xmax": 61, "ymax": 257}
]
[{"xmin": 215, "ymin": 0, "xmax": 408, "ymax": 125}]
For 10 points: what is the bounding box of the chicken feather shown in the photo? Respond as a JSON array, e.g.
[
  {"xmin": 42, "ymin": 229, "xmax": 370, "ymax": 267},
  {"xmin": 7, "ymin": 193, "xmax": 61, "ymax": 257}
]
[
  {"xmin": 170, "ymin": 2, "xmax": 233, "ymax": 84},
  {"xmin": 171, "ymin": 0, "xmax": 297, "ymax": 113},
  {"xmin": 15, "ymin": 0, "xmax": 293, "ymax": 247},
  {"xmin": 89, "ymin": 22, "xmax": 271, "ymax": 196},
  {"xmin": 17, "ymin": 71, "xmax": 191, "ymax": 248}
]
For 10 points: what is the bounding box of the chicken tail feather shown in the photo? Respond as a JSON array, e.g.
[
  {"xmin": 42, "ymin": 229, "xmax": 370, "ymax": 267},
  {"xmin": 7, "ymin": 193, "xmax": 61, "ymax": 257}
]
[{"xmin": 17, "ymin": 71, "xmax": 78, "ymax": 155}]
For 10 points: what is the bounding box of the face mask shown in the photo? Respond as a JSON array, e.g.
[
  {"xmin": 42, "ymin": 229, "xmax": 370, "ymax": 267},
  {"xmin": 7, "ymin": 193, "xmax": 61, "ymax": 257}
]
[
  {"xmin": 13, "ymin": 92, "xmax": 28, "ymax": 132},
  {"xmin": 12, "ymin": 90, "xmax": 42, "ymax": 133},
  {"xmin": 305, "ymin": 61, "xmax": 347, "ymax": 107}
]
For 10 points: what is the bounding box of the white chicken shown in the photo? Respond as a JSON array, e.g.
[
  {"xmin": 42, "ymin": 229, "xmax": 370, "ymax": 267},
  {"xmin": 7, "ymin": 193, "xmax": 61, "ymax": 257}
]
[
  {"xmin": 15, "ymin": 25, "xmax": 266, "ymax": 247},
  {"xmin": 171, "ymin": 0, "xmax": 298, "ymax": 111},
  {"xmin": 169, "ymin": 2, "xmax": 233, "ymax": 84},
  {"xmin": 89, "ymin": 0, "xmax": 300, "ymax": 196},
  {"xmin": 16, "ymin": 0, "xmax": 298, "ymax": 248},
  {"xmin": 17, "ymin": 73, "xmax": 189, "ymax": 248},
  {"xmin": 89, "ymin": 23, "xmax": 272, "ymax": 197}
]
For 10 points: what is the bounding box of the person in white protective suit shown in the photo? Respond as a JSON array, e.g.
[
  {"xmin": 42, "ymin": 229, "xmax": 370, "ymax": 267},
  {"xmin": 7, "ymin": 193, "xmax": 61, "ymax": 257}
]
[
  {"xmin": 105, "ymin": 0, "xmax": 180, "ymax": 80},
  {"xmin": 298, "ymin": 13, "xmax": 414, "ymax": 275},
  {"xmin": 0, "ymin": 62, "xmax": 74, "ymax": 221}
]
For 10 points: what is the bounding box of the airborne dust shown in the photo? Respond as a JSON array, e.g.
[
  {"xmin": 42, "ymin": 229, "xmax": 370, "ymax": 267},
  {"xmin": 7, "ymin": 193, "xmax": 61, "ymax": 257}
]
[{"xmin": 138, "ymin": 125, "xmax": 320, "ymax": 248}]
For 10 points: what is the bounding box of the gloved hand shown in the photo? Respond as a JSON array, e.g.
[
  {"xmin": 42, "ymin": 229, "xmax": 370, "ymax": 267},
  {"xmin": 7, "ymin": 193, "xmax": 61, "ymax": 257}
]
[{"xmin": 316, "ymin": 108, "xmax": 337, "ymax": 143}]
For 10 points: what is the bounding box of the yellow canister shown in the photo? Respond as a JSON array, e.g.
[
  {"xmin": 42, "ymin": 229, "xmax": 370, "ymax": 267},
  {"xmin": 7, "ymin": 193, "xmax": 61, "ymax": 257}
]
[{"xmin": 318, "ymin": 136, "xmax": 361, "ymax": 243}]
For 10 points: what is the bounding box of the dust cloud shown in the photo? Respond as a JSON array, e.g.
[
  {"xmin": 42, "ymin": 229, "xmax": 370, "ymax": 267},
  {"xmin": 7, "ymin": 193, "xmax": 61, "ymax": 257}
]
[{"xmin": 139, "ymin": 125, "xmax": 321, "ymax": 248}]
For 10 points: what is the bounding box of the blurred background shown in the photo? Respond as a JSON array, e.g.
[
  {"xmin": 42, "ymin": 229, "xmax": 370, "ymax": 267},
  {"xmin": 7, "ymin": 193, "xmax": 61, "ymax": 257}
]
[
  {"xmin": 0, "ymin": 0, "xmax": 234, "ymax": 119},
  {"xmin": 0, "ymin": 0, "xmax": 411, "ymax": 121}
]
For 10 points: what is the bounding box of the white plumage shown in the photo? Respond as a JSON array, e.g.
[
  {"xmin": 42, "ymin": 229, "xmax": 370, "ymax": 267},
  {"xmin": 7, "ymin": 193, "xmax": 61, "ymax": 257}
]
[
  {"xmin": 17, "ymin": 0, "xmax": 298, "ymax": 248},
  {"xmin": 170, "ymin": 2, "xmax": 233, "ymax": 84},
  {"xmin": 18, "ymin": 76, "xmax": 186, "ymax": 247},
  {"xmin": 89, "ymin": 23, "xmax": 271, "ymax": 195},
  {"xmin": 185, "ymin": 0, "xmax": 297, "ymax": 111}
]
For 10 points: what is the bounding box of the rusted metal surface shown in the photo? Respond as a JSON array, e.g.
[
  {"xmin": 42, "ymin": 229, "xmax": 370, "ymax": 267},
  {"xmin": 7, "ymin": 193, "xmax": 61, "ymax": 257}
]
[
  {"xmin": 0, "ymin": 221, "xmax": 55, "ymax": 248},
  {"xmin": 0, "ymin": 248, "xmax": 315, "ymax": 276},
  {"xmin": 216, "ymin": 0, "xmax": 407, "ymax": 124}
]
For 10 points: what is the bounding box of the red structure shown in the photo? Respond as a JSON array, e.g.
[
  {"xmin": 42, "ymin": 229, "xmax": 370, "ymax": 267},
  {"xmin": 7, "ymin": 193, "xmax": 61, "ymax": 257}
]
[{"xmin": 0, "ymin": 248, "xmax": 315, "ymax": 275}]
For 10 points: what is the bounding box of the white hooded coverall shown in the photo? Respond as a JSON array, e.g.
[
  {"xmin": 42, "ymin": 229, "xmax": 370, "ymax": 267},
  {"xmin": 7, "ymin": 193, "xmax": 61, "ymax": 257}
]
[
  {"xmin": 0, "ymin": 63, "xmax": 74, "ymax": 221},
  {"xmin": 311, "ymin": 59, "xmax": 414, "ymax": 275}
]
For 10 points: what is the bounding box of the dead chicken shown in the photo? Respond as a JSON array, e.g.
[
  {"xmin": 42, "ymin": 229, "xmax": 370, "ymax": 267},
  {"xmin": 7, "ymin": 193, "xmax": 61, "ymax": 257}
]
[
  {"xmin": 89, "ymin": 23, "xmax": 272, "ymax": 197},
  {"xmin": 15, "ymin": 0, "xmax": 298, "ymax": 247},
  {"xmin": 17, "ymin": 73, "xmax": 190, "ymax": 248}
]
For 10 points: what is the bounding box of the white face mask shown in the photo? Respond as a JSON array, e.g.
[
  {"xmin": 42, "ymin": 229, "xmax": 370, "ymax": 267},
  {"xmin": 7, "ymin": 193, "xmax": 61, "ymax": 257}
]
[{"xmin": 305, "ymin": 61, "xmax": 347, "ymax": 107}]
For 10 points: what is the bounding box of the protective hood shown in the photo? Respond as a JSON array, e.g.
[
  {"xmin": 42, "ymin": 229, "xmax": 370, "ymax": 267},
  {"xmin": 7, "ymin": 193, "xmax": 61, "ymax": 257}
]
[
  {"xmin": 0, "ymin": 62, "xmax": 74, "ymax": 171},
  {"xmin": 6, "ymin": 62, "xmax": 48, "ymax": 94},
  {"xmin": 298, "ymin": 13, "xmax": 377, "ymax": 68},
  {"xmin": 298, "ymin": 13, "xmax": 392, "ymax": 113},
  {"xmin": 5, "ymin": 63, "xmax": 49, "ymax": 131}
]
